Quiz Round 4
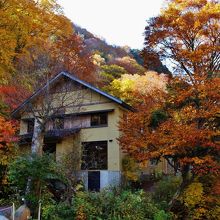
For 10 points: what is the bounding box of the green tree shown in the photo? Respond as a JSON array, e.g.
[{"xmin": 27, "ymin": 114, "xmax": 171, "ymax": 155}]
[{"xmin": 100, "ymin": 64, "xmax": 128, "ymax": 84}]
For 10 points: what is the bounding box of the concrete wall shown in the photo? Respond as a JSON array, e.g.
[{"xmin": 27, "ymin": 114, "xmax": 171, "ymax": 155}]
[{"xmin": 78, "ymin": 171, "xmax": 121, "ymax": 190}]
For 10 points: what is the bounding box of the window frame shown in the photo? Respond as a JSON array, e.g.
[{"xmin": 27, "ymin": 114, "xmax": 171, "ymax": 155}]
[
  {"xmin": 81, "ymin": 141, "xmax": 108, "ymax": 170},
  {"xmin": 27, "ymin": 120, "xmax": 34, "ymax": 133},
  {"xmin": 90, "ymin": 112, "xmax": 108, "ymax": 127},
  {"xmin": 52, "ymin": 117, "xmax": 64, "ymax": 130},
  {"xmin": 149, "ymin": 158, "xmax": 158, "ymax": 166}
]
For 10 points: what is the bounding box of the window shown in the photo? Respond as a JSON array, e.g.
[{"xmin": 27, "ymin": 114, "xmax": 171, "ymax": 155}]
[
  {"xmin": 90, "ymin": 113, "xmax": 107, "ymax": 127},
  {"xmin": 81, "ymin": 141, "xmax": 107, "ymax": 170},
  {"xmin": 27, "ymin": 120, "xmax": 34, "ymax": 133},
  {"xmin": 53, "ymin": 118, "xmax": 64, "ymax": 129},
  {"xmin": 43, "ymin": 143, "xmax": 56, "ymax": 155},
  {"xmin": 149, "ymin": 159, "xmax": 158, "ymax": 166}
]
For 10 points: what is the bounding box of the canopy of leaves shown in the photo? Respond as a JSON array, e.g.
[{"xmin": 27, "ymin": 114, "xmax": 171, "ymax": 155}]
[
  {"xmin": 100, "ymin": 64, "xmax": 128, "ymax": 85},
  {"xmin": 106, "ymin": 71, "xmax": 168, "ymax": 105},
  {"xmin": 142, "ymin": 0, "xmax": 220, "ymax": 78},
  {"xmin": 120, "ymin": 1, "xmax": 220, "ymax": 199},
  {"xmin": 0, "ymin": 0, "xmax": 73, "ymax": 84},
  {"xmin": 109, "ymin": 56, "xmax": 146, "ymax": 75},
  {"xmin": 0, "ymin": 115, "xmax": 17, "ymax": 181}
]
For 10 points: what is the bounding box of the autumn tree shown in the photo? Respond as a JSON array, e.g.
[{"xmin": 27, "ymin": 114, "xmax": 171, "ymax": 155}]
[
  {"xmin": 119, "ymin": 0, "xmax": 220, "ymax": 202},
  {"xmin": 109, "ymin": 56, "xmax": 146, "ymax": 75},
  {"xmin": 106, "ymin": 71, "xmax": 168, "ymax": 105},
  {"xmin": 99, "ymin": 64, "xmax": 128, "ymax": 85},
  {"xmin": 0, "ymin": 116, "xmax": 17, "ymax": 196},
  {"xmin": 50, "ymin": 34, "xmax": 96, "ymax": 83},
  {"xmin": 1, "ymin": 0, "xmax": 96, "ymax": 155},
  {"xmin": 0, "ymin": 0, "xmax": 73, "ymax": 84},
  {"xmin": 0, "ymin": 0, "xmax": 97, "ymax": 94},
  {"xmin": 142, "ymin": 0, "xmax": 220, "ymax": 77}
]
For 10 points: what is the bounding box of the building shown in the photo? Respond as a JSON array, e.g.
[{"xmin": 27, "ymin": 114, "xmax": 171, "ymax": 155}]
[{"xmin": 12, "ymin": 71, "xmax": 134, "ymax": 191}]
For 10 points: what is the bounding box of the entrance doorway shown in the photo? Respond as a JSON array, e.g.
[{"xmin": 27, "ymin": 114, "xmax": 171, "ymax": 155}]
[{"xmin": 88, "ymin": 171, "xmax": 100, "ymax": 191}]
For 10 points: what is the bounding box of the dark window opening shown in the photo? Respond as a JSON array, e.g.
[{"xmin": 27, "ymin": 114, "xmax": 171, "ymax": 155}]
[
  {"xmin": 150, "ymin": 159, "xmax": 158, "ymax": 166},
  {"xmin": 88, "ymin": 171, "xmax": 100, "ymax": 192},
  {"xmin": 27, "ymin": 120, "xmax": 34, "ymax": 133},
  {"xmin": 91, "ymin": 113, "xmax": 107, "ymax": 127},
  {"xmin": 53, "ymin": 118, "xmax": 64, "ymax": 129},
  {"xmin": 43, "ymin": 143, "xmax": 56, "ymax": 155},
  {"xmin": 81, "ymin": 141, "xmax": 107, "ymax": 170}
]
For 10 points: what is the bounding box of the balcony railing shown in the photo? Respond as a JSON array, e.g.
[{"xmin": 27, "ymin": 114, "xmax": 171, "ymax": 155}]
[{"xmin": 19, "ymin": 128, "xmax": 81, "ymax": 144}]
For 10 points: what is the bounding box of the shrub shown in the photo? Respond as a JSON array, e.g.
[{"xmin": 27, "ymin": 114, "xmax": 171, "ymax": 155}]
[
  {"xmin": 152, "ymin": 175, "xmax": 181, "ymax": 210},
  {"xmin": 8, "ymin": 154, "xmax": 60, "ymax": 215},
  {"xmin": 42, "ymin": 188, "xmax": 171, "ymax": 219},
  {"xmin": 42, "ymin": 202, "xmax": 75, "ymax": 220},
  {"xmin": 122, "ymin": 155, "xmax": 140, "ymax": 184},
  {"xmin": 8, "ymin": 154, "xmax": 60, "ymax": 193},
  {"xmin": 181, "ymin": 179, "xmax": 220, "ymax": 220},
  {"xmin": 154, "ymin": 210, "xmax": 171, "ymax": 220},
  {"xmin": 72, "ymin": 189, "xmax": 168, "ymax": 220}
]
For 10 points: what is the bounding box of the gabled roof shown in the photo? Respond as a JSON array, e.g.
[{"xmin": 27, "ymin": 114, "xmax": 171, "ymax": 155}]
[{"xmin": 11, "ymin": 71, "xmax": 133, "ymax": 118}]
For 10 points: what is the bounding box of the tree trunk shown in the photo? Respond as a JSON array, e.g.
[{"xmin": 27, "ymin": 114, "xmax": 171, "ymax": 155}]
[
  {"xmin": 26, "ymin": 118, "xmax": 44, "ymax": 196},
  {"xmin": 31, "ymin": 118, "xmax": 44, "ymax": 156},
  {"xmin": 180, "ymin": 165, "xmax": 191, "ymax": 191},
  {"xmin": 169, "ymin": 165, "xmax": 192, "ymax": 209}
]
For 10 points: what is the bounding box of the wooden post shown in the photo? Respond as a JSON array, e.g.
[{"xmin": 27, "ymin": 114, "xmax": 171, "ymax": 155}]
[
  {"xmin": 12, "ymin": 203, "xmax": 15, "ymax": 220},
  {"xmin": 38, "ymin": 201, "xmax": 41, "ymax": 220}
]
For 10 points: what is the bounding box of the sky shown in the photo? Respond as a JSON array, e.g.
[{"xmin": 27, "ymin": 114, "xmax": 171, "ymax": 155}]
[{"xmin": 58, "ymin": 0, "xmax": 166, "ymax": 49}]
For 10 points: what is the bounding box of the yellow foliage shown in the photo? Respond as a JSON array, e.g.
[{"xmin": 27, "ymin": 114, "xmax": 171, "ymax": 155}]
[
  {"xmin": 183, "ymin": 182, "xmax": 204, "ymax": 208},
  {"xmin": 75, "ymin": 205, "xmax": 86, "ymax": 220},
  {"xmin": 0, "ymin": 0, "xmax": 73, "ymax": 84},
  {"xmin": 122, "ymin": 156, "xmax": 140, "ymax": 182},
  {"xmin": 108, "ymin": 72, "xmax": 168, "ymax": 105}
]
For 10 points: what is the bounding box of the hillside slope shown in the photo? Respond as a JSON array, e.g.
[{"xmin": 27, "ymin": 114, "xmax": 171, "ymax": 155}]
[{"xmin": 73, "ymin": 24, "xmax": 170, "ymax": 75}]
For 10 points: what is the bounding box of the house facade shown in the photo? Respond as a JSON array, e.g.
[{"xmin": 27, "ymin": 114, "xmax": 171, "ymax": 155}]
[
  {"xmin": 12, "ymin": 71, "xmax": 171, "ymax": 191},
  {"xmin": 12, "ymin": 72, "xmax": 135, "ymax": 191}
]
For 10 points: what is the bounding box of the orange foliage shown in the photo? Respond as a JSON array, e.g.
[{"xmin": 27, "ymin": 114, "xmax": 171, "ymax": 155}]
[
  {"xmin": 51, "ymin": 34, "xmax": 97, "ymax": 83},
  {"xmin": 119, "ymin": 75, "xmax": 220, "ymax": 176},
  {"xmin": 121, "ymin": 0, "xmax": 220, "ymax": 174},
  {"xmin": 0, "ymin": 0, "xmax": 73, "ymax": 83},
  {"xmin": 142, "ymin": 0, "xmax": 220, "ymax": 78},
  {"xmin": 0, "ymin": 85, "xmax": 30, "ymax": 110},
  {"xmin": 119, "ymin": 90, "xmax": 166, "ymax": 163},
  {"xmin": 0, "ymin": 116, "xmax": 17, "ymax": 149},
  {"xmin": 125, "ymin": 0, "xmax": 220, "ymax": 177}
]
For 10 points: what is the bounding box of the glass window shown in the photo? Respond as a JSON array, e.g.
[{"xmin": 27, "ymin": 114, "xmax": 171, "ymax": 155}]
[
  {"xmin": 149, "ymin": 159, "xmax": 158, "ymax": 166},
  {"xmin": 43, "ymin": 143, "xmax": 56, "ymax": 155},
  {"xmin": 91, "ymin": 113, "xmax": 107, "ymax": 127},
  {"xmin": 53, "ymin": 118, "xmax": 64, "ymax": 129},
  {"xmin": 27, "ymin": 120, "xmax": 34, "ymax": 133},
  {"xmin": 81, "ymin": 141, "xmax": 107, "ymax": 170}
]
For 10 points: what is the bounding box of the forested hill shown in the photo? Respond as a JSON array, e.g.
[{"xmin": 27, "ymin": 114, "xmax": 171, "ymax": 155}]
[
  {"xmin": 73, "ymin": 24, "xmax": 170, "ymax": 75},
  {"xmin": 0, "ymin": 0, "xmax": 171, "ymax": 116},
  {"xmin": 73, "ymin": 24, "xmax": 129, "ymax": 59}
]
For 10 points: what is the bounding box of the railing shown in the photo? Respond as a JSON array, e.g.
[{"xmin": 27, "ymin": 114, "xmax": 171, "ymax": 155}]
[{"xmin": 0, "ymin": 203, "xmax": 15, "ymax": 220}]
